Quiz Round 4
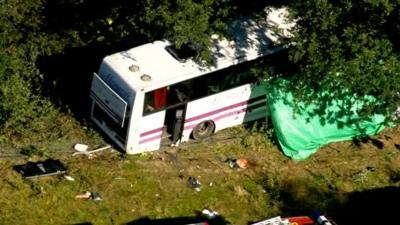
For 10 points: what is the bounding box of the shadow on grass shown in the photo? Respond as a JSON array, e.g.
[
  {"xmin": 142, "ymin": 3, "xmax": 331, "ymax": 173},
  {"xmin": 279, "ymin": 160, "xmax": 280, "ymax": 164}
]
[
  {"xmin": 351, "ymin": 137, "xmax": 384, "ymax": 150},
  {"xmin": 126, "ymin": 215, "xmax": 229, "ymax": 225},
  {"xmin": 265, "ymin": 176, "xmax": 400, "ymax": 225},
  {"xmin": 333, "ymin": 186, "xmax": 400, "ymax": 225}
]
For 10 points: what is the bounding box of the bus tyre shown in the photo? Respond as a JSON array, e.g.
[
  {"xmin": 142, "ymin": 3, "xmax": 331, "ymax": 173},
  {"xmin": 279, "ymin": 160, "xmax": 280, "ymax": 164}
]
[{"xmin": 192, "ymin": 120, "xmax": 215, "ymax": 140}]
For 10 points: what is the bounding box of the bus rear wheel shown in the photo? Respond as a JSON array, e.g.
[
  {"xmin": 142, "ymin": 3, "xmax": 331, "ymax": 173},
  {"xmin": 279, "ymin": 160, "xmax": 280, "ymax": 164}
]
[{"xmin": 192, "ymin": 120, "xmax": 215, "ymax": 140}]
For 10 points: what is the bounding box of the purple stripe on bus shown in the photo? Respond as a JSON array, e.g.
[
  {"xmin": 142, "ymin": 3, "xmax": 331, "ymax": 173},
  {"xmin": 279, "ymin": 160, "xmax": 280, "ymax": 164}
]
[
  {"xmin": 213, "ymin": 108, "xmax": 246, "ymax": 121},
  {"xmin": 185, "ymin": 100, "xmax": 248, "ymax": 123},
  {"xmin": 183, "ymin": 107, "xmax": 247, "ymax": 131},
  {"xmin": 140, "ymin": 127, "xmax": 164, "ymax": 137},
  {"xmin": 139, "ymin": 134, "xmax": 162, "ymax": 144}
]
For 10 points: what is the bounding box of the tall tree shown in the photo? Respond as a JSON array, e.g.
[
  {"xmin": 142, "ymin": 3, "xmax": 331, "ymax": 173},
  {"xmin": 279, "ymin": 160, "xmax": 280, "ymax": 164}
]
[
  {"xmin": 286, "ymin": 0, "xmax": 400, "ymax": 122},
  {"xmin": 0, "ymin": 0, "xmax": 65, "ymax": 143}
]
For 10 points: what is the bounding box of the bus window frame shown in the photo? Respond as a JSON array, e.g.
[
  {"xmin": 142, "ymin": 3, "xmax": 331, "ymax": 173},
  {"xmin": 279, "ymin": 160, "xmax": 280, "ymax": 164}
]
[{"xmin": 142, "ymin": 51, "xmax": 290, "ymax": 116}]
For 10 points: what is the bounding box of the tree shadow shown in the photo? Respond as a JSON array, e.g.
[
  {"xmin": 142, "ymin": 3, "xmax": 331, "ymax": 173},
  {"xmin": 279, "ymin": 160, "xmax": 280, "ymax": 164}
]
[
  {"xmin": 37, "ymin": 43, "xmax": 110, "ymax": 122},
  {"xmin": 43, "ymin": 0, "xmax": 148, "ymax": 42},
  {"xmin": 37, "ymin": 39, "xmax": 147, "ymax": 123},
  {"xmin": 36, "ymin": 0, "xmax": 150, "ymax": 124},
  {"xmin": 126, "ymin": 214, "xmax": 229, "ymax": 225},
  {"xmin": 351, "ymin": 137, "xmax": 384, "ymax": 150},
  {"xmin": 227, "ymin": 0, "xmax": 290, "ymax": 18},
  {"xmin": 263, "ymin": 175, "xmax": 400, "ymax": 225},
  {"xmin": 333, "ymin": 186, "xmax": 400, "ymax": 225},
  {"xmin": 265, "ymin": 177, "xmax": 337, "ymax": 217}
]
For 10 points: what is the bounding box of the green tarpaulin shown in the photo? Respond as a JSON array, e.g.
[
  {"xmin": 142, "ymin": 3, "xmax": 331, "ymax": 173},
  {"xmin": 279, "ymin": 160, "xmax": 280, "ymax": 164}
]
[{"xmin": 266, "ymin": 80, "xmax": 386, "ymax": 160}]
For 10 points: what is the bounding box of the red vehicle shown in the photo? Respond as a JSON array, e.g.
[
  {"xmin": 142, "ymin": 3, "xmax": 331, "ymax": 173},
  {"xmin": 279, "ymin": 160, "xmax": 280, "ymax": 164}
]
[{"xmin": 250, "ymin": 214, "xmax": 337, "ymax": 225}]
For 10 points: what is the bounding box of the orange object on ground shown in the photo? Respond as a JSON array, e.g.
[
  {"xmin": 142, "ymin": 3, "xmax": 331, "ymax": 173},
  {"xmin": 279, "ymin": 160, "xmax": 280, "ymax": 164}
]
[{"xmin": 236, "ymin": 159, "xmax": 249, "ymax": 169}]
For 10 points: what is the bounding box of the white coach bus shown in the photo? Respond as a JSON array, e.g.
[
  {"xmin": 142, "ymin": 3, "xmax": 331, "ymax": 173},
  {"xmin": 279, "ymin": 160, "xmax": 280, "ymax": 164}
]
[{"xmin": 89, "ymin": 8, "xmax": 292, "ymax": 154}]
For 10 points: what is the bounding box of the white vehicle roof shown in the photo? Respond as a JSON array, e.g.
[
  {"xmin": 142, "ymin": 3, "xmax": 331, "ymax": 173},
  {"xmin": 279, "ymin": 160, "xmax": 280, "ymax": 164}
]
[{"xmin": 102, "ymin": 7, "xmax": 293, "ymax": 92}]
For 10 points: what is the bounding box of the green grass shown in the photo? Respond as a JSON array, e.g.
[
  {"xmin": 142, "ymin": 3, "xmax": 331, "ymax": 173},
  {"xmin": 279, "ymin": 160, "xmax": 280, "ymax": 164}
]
[{"xmin": 1, "ymin": 125, "xmax": 400, "ymax": 224}]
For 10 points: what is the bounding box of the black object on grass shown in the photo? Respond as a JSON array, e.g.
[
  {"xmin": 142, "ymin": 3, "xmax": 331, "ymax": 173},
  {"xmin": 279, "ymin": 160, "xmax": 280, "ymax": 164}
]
[
  {"xmin": 187, "ymin": 176, "xmax": 201, "ymax": 191},
  {"xmin": 13, "ymin": 159, "xmax": 67, "ymax": 179}
]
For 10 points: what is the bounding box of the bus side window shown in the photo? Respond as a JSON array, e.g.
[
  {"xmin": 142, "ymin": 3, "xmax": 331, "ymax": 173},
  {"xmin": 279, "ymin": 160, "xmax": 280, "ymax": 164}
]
[
  {"xmin": 144, "ymin": 87, "xmax": 168, "ymax": 115},
  {"xmin": 169, "ymin": 81, "xmax": 193, "ymax": 104}
]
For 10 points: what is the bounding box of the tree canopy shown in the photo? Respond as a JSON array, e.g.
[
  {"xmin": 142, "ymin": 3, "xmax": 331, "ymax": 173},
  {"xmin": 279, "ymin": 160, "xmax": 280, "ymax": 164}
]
[
  {"xmin": 287, "ymin": 0, "xmax": 400, "ymax": 122},
  {"xmin": 0, "ymin": 0, "xmax": 399, "ymax": 144}
]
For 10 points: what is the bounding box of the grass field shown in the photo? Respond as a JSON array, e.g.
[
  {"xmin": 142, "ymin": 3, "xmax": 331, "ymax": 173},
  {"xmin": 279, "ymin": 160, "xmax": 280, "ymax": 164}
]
[{"xmin": 1, "ymin": 125, "xmax": 400, "ymax": 225}]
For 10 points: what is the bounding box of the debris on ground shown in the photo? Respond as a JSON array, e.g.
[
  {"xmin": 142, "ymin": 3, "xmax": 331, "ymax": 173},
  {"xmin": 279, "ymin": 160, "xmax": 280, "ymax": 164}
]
[
  {"xmin": 13, "ymin": 159, "xmax": 67, "ymax": 179},
  {"xmin": 200, "ymin": 208, "xmax": 219, "ymax": 219},
  {"xmin": 72, "ymin": 145, "xmax": 112, "ymax": 157},
  {"xmin": 64, "ymin": 175, "xmax": 75, "ymax": 181},
  {"xmin": 75, "ymin": 191, "xmax": 91, "ymax": 199},
  {"xmin": 236, "ymin": 158, "xmax": 249, "ymax": 169},
  {"xmin": 75, "ymin": 191, "xmax": 103, "ymax": 201},
  {"xmin": 187, "ymin": 176, "xmax": 201, "ymax": 191},
  {"xmin": 226, "ymin": 158, "xmax": 249, "ymax": 169},
  {"xmin": 74, "ymin": 143, "xmax": 88, "ymax": 152},
  {"xmin": 395, "ymin": 143, "xmax": 400, "ymax": 150}
]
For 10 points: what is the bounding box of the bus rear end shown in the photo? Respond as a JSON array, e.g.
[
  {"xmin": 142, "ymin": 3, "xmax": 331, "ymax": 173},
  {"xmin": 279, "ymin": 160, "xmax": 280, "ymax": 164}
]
[{"xmin": 89, "ymin": 60, "xmax": 135, "ymax": 151}]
